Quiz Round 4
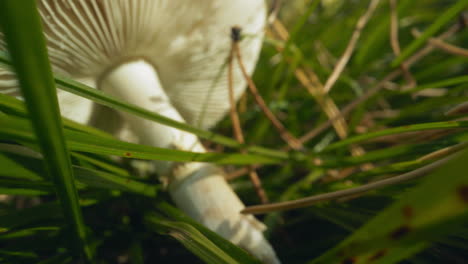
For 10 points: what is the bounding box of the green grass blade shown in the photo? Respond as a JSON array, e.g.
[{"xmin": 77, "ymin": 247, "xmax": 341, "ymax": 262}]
[
  {"xmin": 73, "ymin": 166, "xmax": 158, "ymax": 197},
  {"xmin": 0, "ymin": 178, "xmax": 53, "ymax": 194},
  {"xmin": 0, "ymin": 202, "xmax": 61, "ymax": 232},
  {"xmin": 354, "ymin": 0, "xmax": 413, "ymax": 68},
  {"xmin": 0, "ymin": 89, "xmax": 133, "ymax": 139},
  {"xmin": 0, "ymin": 71, "xmax": 291, "ymax": 161},
  {"xmin": 269, "ymin": 0, "xmax": 320, "ymax": 91},
  {"xmin": 156, "ymin": 202, "xmax": 263, "ymax": 264},
  {"xmin": 71, "ymin": 152, "xmax": 130, "ymax": 177},
  {"xmin": 66, "ymin": 129, "xmax": 286, "ymax": 164},
  {"xmin": 322, "ymin": 139, "xmax": 468, "ymax": 168},
  {"xmin": 0, "ymin": 150, "xmax": 157, "ymax": 196},
  {"xmin": 146, "ymin": 213, "xmax": 240, "ymax": 264},
  {"xmin": 0, "ymin": 153, "xmax": 43, "ymax": 181},
  {"xmin": 0, "ymin": 187, "xmax": 50, "ymax": 196},
  {"xmin": 54, "ymin": 75, "xmax": 290, "ymax": 159},
  {"xmin": 323, "ymin": 121, "xmax": 468, "ymax": 151},
  {"xmin": 0, "ymin": 250, "xmax": 38, "ymax": 261},
  {"xmin": 391, "ymin": 1, "xmax": 468, "ymax": 67},
  {"xmin": 403, "ymin": 75, "xmax": 468, "ymax": 94},
  {"xmin": 0, "ymin": 115, "xmax": 287, "ymax": 165},
  {"xmin": 0, "ymin": 92, "xmax": 27, "ymax": 117},
  {"xmin": 0, "ymin": 1, "xmax": 90, "ymax": 259},
  {"xmin": 309, "ymin": 150, "xmax": 468, "ymax": 264},
  {"xmin": 0, "ymin": 226, "xmax": 60, "ymax": 241}
]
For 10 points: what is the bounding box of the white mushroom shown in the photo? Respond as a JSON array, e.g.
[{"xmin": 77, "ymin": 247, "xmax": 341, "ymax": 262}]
[{"xmin": 0, "ymin": 1, "xmax": 280, "ymax": 263}]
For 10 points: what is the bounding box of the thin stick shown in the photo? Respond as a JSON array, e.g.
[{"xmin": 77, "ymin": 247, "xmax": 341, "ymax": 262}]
[
  {"xmin": 232, "ymin": 30, "xmax": 303, "ymax": 151},
  {"xmin": 270, "ymin": 20, "xmax": 368, "ymax": 159},
  {"xmin": 228, "ymin": 49, "xmax": 245, "ymax": 143},
  {"xmin": 228, "ymin": 23, "xmax": 461, "ymax": 181},
  {"xmin": 268, "ymin": 0, "xmax": 282, "ymax": 25},
  {"xmin": 298, "ymin": 23, "xmax": 461, "ymax": 145},
  {"xmin": 298, "ymin": 70, "xmax": 400, "ymax": 144},
  {"xmin": 242, "ymin": 153, "xmax": 458, "ymax": 214},
  {"xmin": 445, "ymin": 102, "xmax": 468, "ymax": 116},
  {"xmin": 417, "ymin": 141, "xmax": 468, "ymax": 162},
  {"xmin": 412, "ymin": 28, "xmax": 468, "ymax": 57},
  {"xmin": 228, "ymin": 30, "xmax": 269, "ymax": 204},
  {"xmin": 322, "ymin": 0, "xmax": 381, "ymax": 94},
  {"xmin": 390, "ymin": 0, "xmax": 416, "ymax": 88},
  {"xmin": 228, "ymin": 22, "xmax": 462, "ymax": 182},
  {"xmin": 228, "ymin": 23, "xmax": 461, "ymax": 182},
  {"xmin": 226, "ymin": 165, "xmax": 258, "ymax": 181}
]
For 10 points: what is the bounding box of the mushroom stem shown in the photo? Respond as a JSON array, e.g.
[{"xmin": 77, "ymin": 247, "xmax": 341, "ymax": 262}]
[
  {"xmin": 170, "ymin": 163, "xmax": 280, "ymax": 264},
  {"xmin": 99, "ymin": 60, "xmax": 280, "ymax": 264},
  {"xmin": 99, "ymin": 60, "xmax": 202, "ymax": 150}
]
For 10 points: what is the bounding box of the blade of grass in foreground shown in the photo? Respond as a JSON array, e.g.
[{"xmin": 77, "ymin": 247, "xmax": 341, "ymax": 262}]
[
  {"xmin": 0, "ymin": 151, "xmax": 158, "ymax": 197},
  {"xmin": 0, "ymin": 92, "xmax": 116, "ymax": 139},
  {"xmin": 156, "ymin": 202, "xmax": 262, "ymax": 264},
  {"xmin": 0, "ymin": 115, "xmax": 287, "ymax": 165},
  {"xmin": 146, "ymin": 213, "xmax": 241, "ymax": 264},
  {"xmin": 0, "ymin": 0, "xmax": 91, "ymax": 260},
  {"xmin": 0, "ymin": 66, "xmax": 291, "ymax": 160},
  {"xmin": 309, "ymin": 150, "xmax": 468, "ymax": 264},
  {"xmin": 54, "ymin": 75, "xmax": 289, "ymax": 159}
]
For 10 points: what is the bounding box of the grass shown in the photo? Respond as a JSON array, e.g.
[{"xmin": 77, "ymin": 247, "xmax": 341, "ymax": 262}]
[
  {"xmin": 1, "ymin": 0, "xmax": 468, "ymax": 263},
  {"xmin": 0, "ymin": 1, "xmax": 91, "ymax": 260}
]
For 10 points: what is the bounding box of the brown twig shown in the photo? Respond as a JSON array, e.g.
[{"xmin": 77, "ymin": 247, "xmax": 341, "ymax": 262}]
[
  {"xmin": 233, "ymin": 28, "xmax": 303, "ymax": 151},
  {"xmin": 228, "ymin": 20, "xmax": 461, "ymax": 181},
  {"xmin": 412, "ymin": 28, "xmax": 468, "ymax": 57},
  {"xmin": 298, "ymin": 23, "xmax": 461, "ymax": 145},
  {"xmin": 417, "ymin": 142, "xmax": 468, "ymax": 162},
  {"xmin": 268, "ymin": 0, "xmax": 283, "ymax": 25},
  {"xmin": 270, "ymin": 20, "xmax": 368, "ymax": 160},
  {"xmin": 389, "ymin": 0, "xmax": 416, "ymax": 89},
  {"xmin": 226, "ymin": 165, "xmax": 260, "ymax": 181},
  {"xmin": 228, "ymin": 31, "xmax": 269, "ymax": 204},
  {"xmin": 389, "ymin": 0, "xmax": 400, "ymax": 54},
  {"xmin": 314, "ymin": 41, "xmax": 336, "ymax": 70},
  {"xmin": 242, "ymin": 152, "xmax": 459, "ymax": 214},
  {"xmin": 322, "ymin": 0, "xmax": 381, "ymax": 94},
  {"xmin": 445, "ymin": 102, "xmax": 468, "ymax": 116}
]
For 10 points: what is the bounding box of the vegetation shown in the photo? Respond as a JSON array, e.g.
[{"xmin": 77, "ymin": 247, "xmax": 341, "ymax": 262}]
[{"xmin": 0, "ymin": 0, "xmax": 467, "ymax": 263}]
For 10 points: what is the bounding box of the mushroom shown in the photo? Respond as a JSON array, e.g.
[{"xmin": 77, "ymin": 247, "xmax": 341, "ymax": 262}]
[{"xmin": 0, "ymin": 1, "xmax": 280, "ymax": 263}]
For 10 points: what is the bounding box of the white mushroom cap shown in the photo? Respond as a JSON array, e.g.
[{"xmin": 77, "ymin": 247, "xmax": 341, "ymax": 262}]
[
  {"xmin": 38, "ymin": 0, "xmax": 264, "ymax": 129},
  {"xmin": 2, "ymin": 0, "xmax": 265, "ymax": 128}
]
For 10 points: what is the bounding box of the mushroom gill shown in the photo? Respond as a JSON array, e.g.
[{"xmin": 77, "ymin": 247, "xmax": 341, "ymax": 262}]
[
  {"xmin": 0, "ymin": 1, "xmax": 279, "ymax": 263},
  {"xmin": 36, "ymin": 0, "xmax": 265, "ymax": 128}
]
